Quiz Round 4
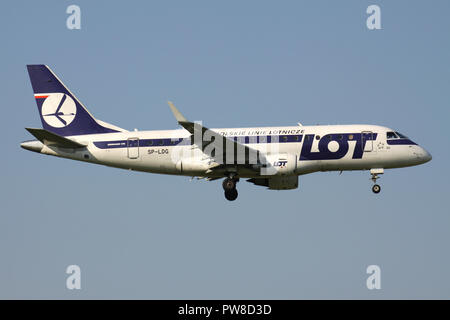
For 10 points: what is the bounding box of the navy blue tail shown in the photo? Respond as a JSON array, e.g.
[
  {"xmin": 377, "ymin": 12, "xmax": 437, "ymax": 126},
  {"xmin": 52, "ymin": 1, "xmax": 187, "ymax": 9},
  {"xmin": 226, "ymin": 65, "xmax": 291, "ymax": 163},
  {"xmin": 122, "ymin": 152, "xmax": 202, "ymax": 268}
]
[{"xmin": 27, "ymin": 65, "xmax": 118, "ymax": 136}]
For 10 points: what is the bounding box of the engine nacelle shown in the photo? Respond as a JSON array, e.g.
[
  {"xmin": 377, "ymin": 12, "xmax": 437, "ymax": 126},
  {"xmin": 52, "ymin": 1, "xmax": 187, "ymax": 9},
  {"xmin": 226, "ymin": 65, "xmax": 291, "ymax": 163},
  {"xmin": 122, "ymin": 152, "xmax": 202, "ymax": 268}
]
[
  {"xmin": 248, "ymin": 175, "xmax": 298, "ymax": 190},
  {"xmin": 261, "ymin": 153, "xmax": 297, "ymax": 176},
  {"xmin": 268, "ymin": 175, "xmax": 298, "ymax": 190}
]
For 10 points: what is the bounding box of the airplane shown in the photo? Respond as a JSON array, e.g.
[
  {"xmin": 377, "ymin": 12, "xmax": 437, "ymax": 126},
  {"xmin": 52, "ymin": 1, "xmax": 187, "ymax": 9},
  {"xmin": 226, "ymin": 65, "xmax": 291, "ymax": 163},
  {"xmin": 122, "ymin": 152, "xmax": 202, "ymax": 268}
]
[{"xmin": 21, "ymin": 65, "xmax": 432, "ymax": 201}]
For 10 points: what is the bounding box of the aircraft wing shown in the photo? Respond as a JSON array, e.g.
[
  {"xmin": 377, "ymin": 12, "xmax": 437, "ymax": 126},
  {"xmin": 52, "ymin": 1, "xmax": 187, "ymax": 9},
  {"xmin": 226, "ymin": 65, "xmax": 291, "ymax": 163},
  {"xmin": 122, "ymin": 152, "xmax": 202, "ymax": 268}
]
[
  {"xmin": 25, "ymin": 128, "xmax": 87, "ymax": 148},
  {"xmin": 168, "ymin": 102, "xmax": 264, "ymax": 170}
]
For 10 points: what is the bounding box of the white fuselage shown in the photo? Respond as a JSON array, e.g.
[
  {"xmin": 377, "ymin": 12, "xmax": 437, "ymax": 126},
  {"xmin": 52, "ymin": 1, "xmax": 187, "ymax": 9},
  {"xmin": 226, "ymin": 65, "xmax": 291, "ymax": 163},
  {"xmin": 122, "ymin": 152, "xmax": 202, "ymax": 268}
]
[{"xmin": 21, "ymin": 124, "xmax": 432, "ymax": 178}]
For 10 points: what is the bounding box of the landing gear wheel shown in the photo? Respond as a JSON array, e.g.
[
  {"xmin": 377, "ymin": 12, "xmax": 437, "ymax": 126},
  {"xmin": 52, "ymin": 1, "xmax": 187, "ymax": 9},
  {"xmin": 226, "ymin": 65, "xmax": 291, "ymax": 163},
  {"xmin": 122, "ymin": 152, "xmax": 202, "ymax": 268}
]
[
  {"xmin": 372, "ymin": 184, "xmax": 381, "ymax": 194},
  {"xmin": 223, "ymin": 174, "xmax": 239, "ymax": 201},
  {"xmin": 222, "ymin": 178, "xmax": 236, "ymax": 192},
  {"xmin": 225, "ymin": 189, "xmax": 238, "ymax": 201}
]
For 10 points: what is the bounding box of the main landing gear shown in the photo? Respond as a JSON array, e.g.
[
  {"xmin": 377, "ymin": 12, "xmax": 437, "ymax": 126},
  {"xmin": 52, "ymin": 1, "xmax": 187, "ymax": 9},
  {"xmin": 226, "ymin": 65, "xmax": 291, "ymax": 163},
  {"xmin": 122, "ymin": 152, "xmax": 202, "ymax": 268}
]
[
  {"xmin": 223, "ymin": 174, "xmax": 239, "ymax": 201},
  {"xmin": 370, "ymin": 168, "xmax": 384, "ymax": 194}
]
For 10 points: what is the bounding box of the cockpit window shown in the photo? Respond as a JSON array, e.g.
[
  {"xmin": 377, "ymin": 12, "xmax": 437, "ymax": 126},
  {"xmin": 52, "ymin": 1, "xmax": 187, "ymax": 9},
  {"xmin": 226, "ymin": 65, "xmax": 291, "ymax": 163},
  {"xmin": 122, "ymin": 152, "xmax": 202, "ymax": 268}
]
[
  {"xmin": 395, "ymin": 132, "xmax": 408, "ymax": 139},
  {"xmin": 386, "ymin": 131, "xmax": 398, "ymax": 139}
]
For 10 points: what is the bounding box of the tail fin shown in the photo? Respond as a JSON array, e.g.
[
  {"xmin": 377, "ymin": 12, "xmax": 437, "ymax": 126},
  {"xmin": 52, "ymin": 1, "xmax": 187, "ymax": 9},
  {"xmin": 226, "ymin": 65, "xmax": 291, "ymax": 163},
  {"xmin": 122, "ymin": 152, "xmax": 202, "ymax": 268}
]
[{"xmin": 26, "ymin": 65, "xmax": 122, "ymax": 136}]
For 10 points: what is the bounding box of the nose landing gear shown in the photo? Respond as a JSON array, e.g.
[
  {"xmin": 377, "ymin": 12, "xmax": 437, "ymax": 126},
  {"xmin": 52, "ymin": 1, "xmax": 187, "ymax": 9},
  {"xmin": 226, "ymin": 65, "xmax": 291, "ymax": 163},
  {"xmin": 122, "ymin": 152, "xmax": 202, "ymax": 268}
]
[
  {"xmin": 370, "ymin": 168, "xmax": 384, "ymax": 194},
  {"xmin": 223, "ymin": 174, "xmax": 239, "ymax": 201}
]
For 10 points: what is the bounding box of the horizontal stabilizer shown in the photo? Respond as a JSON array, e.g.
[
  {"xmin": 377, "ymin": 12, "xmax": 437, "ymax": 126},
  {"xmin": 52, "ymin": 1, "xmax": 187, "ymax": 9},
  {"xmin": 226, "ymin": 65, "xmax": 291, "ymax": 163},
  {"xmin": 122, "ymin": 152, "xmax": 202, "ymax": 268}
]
[{"xmin": 25, "ymin": 128, "xmax": 87, "ymax": 148}]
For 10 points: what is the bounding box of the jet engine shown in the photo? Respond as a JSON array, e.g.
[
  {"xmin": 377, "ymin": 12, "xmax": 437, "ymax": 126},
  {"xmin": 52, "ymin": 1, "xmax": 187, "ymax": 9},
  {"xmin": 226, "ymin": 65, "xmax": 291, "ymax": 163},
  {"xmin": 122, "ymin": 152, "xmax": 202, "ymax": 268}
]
[
  {"xmin": 260, "ymin": 153, "xmax": 297, "ymax": 176},
  {"xmin": 247, "ymin": 175, "xmax": 298, "ymax": 190}
]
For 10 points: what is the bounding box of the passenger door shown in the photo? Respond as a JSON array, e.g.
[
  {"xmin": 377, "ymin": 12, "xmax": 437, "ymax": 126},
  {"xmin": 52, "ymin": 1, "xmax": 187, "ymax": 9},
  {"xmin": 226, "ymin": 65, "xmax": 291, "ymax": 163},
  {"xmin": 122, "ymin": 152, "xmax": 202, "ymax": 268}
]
[
  {"xmin": 361, "ymin": 131, "xmax": 373, "ymax": 152},
  {"xmin": 127, "ymin": 138, "xmax": 139, "ymax": 159}
]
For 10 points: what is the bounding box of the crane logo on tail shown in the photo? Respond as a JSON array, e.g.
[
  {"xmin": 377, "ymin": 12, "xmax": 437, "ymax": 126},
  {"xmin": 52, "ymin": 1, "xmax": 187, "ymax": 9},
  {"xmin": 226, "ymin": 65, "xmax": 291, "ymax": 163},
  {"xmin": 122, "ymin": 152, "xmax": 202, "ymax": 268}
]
[{"xmin": 38, "ymin": 93, "xmax": 77, "ymax": 128}]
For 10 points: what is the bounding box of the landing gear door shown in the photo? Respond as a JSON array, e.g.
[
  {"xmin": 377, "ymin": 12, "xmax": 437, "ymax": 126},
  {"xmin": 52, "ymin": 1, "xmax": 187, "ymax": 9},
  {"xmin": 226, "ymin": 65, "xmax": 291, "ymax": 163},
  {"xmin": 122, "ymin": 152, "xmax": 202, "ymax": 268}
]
[
  {"xmin": 127, "ymin": 138, "xmax": 139, "ymax": 159},
  {"xmin": 362, "ymin": 131, "xmax": 373, "ymax": 152}
]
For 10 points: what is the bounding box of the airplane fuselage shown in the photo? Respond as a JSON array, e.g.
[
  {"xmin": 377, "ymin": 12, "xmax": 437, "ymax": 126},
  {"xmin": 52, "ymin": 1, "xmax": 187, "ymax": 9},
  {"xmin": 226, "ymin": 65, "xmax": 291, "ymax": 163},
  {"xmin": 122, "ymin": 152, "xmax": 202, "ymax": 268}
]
[{"xmin": 21, "ymin": 124, "xmax": 431, "ymax": 178}]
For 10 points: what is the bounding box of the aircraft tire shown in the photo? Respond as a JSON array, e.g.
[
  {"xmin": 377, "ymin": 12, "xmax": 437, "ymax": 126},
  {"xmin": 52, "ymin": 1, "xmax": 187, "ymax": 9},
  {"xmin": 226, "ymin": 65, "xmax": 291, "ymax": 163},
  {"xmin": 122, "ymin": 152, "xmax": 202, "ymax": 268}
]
[
  {"xmin": 372, "ymin": 184, "xmax": 381, "ymax": 194},
  {"xmin": 225, "ymin": 189, "xmax": 238, "ymax": 201},
  {"xmin": 222, "ymin": 178, "xmax": 236, "ymax": 191}
]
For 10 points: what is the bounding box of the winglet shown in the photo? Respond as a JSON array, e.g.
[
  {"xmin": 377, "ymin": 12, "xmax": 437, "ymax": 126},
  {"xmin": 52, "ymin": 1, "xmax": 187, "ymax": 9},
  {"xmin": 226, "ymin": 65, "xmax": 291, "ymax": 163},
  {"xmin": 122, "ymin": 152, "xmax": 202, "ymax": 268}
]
[{"xmin": 168, "ymin": 101, "xmax": 188, "ymax": 123}]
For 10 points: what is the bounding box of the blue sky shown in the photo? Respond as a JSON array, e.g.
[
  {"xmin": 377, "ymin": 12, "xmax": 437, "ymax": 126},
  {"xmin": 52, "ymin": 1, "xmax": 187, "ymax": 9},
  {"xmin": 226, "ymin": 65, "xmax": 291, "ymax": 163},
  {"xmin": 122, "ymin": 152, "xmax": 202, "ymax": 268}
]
[{"xmin": 0, "ymin": 0, "xmax": 449, "ymax": 299}]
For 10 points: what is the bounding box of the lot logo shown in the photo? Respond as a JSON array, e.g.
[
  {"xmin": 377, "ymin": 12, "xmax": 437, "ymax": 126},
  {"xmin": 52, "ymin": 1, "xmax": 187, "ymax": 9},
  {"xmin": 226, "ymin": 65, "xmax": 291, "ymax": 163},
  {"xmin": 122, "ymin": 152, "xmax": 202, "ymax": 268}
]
[
  {"xmin": 300, "ymin": 133, "xmax": 377, "ymax": 161},
  {"xmin": 274, "ymin": 160, "xmax": 287, "ymax": 168},
  {"xmin": 41, "ymin": 93, "xmax": 77, "ymax": 128}
]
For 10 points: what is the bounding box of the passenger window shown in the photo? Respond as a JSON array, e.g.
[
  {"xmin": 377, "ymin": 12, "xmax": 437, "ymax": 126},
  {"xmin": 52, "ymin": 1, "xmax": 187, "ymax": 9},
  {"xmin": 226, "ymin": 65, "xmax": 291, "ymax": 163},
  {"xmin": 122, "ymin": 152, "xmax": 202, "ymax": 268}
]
[{"xmin": 386, "ymin": 132, "xmax": 398, "ymax": 139}]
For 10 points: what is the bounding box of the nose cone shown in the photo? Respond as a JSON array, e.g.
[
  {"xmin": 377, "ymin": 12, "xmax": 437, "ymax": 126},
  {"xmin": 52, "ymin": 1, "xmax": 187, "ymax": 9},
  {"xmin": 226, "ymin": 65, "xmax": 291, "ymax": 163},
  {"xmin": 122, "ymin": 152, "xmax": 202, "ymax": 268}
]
[
  {"xmin": 417, "ymin": 146, "xmax": 432, "ymax": 164},
  {"xmin": 423, "ymin": 149, "xmax": 432, "ymax": 163}
]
